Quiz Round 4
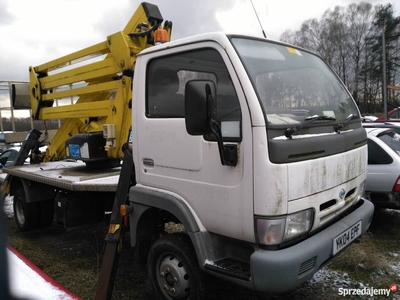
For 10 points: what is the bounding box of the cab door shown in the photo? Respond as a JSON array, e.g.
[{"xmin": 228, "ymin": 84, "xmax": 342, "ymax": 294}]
[{"xmin": 133, "ymin": 42, "xmax": 254, "ymax": 242}]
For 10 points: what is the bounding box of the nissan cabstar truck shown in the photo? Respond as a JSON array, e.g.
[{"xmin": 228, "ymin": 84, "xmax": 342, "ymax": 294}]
[{"xmin": 3, "ymin": 3, "xmax": 374, "ymax": 300}]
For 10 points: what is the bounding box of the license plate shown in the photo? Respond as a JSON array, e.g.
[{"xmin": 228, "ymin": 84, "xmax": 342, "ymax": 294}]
[{"xmin": 333, "ymin": 220, "xmax": 362, "ymax": 255}]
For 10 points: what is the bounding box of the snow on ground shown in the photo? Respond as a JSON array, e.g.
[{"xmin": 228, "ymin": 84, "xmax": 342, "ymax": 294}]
[
  {"xmin": 310, "ymin": 268, "xmax": 363, "ymax": 289},
  {"xmin": 4, "ymin": 195, "xmax": 80, "ymax": 300},
  {"xmin": 308, "ymin": 265, "xmax": 400, "ymax": 299},
  {"xmin": 7, "ymin": 247, "xmax": 80, "ymax": 300},
  {"xmin": 4, "ymin": 195, "xmax": 13, "ymax": 216},
  {"xmin": 3, "ymin": 196, "xmax": 400, "ymax": 299}
]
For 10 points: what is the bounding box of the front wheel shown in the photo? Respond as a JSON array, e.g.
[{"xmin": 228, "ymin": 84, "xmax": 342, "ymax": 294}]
[{"xmin": 147, "ymin": 233, "xmax": 208, "ymax": 300}]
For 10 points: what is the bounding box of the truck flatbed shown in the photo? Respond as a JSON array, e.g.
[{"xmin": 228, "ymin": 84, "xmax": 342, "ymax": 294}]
[{"xmin": 3, "ymin": 160, "xmax": 119, "ymax": 192}]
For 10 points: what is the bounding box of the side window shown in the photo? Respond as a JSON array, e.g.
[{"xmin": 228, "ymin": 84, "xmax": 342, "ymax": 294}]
[
  {"xmin": 389, "ymin": 110, "xmax": 400, "ymax": 120},
  {"xmin": 367, "ymin": 139, "xmax": 393, "ymax": 164},
  {"xmin": 146, "ymin": 49, "xmax": 242, "ymax": 133},
  {"xmin": 147, "ymin": 66, "xmax": 184, "ymax": 118}
]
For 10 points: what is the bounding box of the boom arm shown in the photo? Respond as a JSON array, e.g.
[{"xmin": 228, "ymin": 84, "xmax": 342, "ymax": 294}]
[{"xmin": 29, "ymin": 2, "xmax": 171, "ymax": 163}]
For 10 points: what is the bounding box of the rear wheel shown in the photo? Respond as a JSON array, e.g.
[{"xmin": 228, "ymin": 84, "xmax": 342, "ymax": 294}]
[
  {"xmin": 13, "ymin": 189, "xmax": 39, "ymax": 231},
  {"xmin": 147, "ymin": 233, "xmax": 208, "ymax": 300}
]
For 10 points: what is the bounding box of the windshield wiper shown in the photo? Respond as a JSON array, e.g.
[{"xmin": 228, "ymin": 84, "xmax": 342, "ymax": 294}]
[
  {"xmin": 334, "ymin": 114, "xmax": 358, "ymax": 133},
  {"xmin": 285, "ymin": 115, "xmax": 336, "ymax": 139}
]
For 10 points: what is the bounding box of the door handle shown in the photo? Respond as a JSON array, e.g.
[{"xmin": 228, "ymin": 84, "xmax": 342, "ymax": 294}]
[{"xmin": 143, "ymin": 158, "xmax": 154, "ymax": 167}]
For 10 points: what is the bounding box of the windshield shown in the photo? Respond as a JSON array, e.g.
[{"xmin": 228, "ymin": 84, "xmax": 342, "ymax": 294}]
[{"xmin": 230, "ymin": 37, "xmax": 359, "ymax": 127}]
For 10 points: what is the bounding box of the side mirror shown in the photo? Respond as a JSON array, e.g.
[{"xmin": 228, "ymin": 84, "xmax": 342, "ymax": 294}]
[
  {"xmin": 184, "ymin": 80, "xmax": 215, "ymax": 135},
  {"xmin": 185, "ymin": 80, "xmax": 237, "ymax": 167}
]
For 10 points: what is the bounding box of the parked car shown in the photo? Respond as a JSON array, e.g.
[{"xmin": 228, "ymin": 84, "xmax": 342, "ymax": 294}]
[
  {"xmin": 0, "ymin": 145, "xmax": 48, "ymax": 169},
  {"xmin": 361, "ymin": 115, "xmax": 378, "ymax": 122},
  {"xmin": 376, "ymin": 107, "xmax": 400, "ymax": 122},
  {"xmin": 365, "ymin": 127, "xmax": 400, "ymax": 208},
  {"xmin": 362, "ymin": 122, "xmax": 400, "ymax": 134},
  {"xmin": 0, "ymin": 146, "xmax": 48, "ymax": 186},
  {"xmin": 0, "ymin": 147, "xmax": 21, "ymax": 168},
  {"xmin": 0, "ymin": 148, "xmax": 21, "ymax": 185}
]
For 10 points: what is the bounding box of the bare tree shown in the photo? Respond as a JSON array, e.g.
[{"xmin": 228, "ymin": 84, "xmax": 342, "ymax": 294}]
[
  {"xmin": 279, "ymin": 2, "xmax": 399, "ymax": 115},
  {"xmin": 345, "ymin": 2, "xmax": 375, "ymax": 111}
]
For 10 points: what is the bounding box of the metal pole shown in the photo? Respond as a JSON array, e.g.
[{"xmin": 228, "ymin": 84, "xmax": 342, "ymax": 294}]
[
  {"xmin": 7, "ymin": 82, "xmax": 16, "ymax": 132},
  {"xmin": 382, "ymin": 31, "xmax": 388, "ymax": 122}
]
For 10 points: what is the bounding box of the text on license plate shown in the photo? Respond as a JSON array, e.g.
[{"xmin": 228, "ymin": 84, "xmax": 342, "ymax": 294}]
[{"xmin": 333, "ymin": 220, "xmax": 362, "ymax": 255}]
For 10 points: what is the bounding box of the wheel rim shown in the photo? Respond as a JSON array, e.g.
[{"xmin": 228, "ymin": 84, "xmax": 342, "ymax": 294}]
[
  {"xmin": 15, "ymin": 197, "xmax": 26, "ymax": 226},
  {"xmin": 156, "ymin": 252, "xmax": 191, "ymax": 299}
]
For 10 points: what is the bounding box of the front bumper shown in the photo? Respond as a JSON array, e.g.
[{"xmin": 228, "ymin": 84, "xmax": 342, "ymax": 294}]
[{"xmin": 251, "ymin": 199, "xmax": 374, "ymax": 293}]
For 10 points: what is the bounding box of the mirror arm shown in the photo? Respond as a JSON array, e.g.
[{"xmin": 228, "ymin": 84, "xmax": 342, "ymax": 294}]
[
  {"xmin": 206, "ymin": 84, "xmax": 237, "ymax": 167},
  {"xmin": 209, "ymin": 119, "xmax": 236, "ymax": 166}
]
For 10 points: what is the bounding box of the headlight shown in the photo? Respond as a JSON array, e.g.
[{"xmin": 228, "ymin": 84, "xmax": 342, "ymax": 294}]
[{"xmin": 256, "ymin": 209, "xmax": 314, "ymax": 246}]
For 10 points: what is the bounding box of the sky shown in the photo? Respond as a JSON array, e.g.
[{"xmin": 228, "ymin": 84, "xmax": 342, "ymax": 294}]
[{"xmin": 0, "ymin": 0, "xmax": 397, "ymax": 116}]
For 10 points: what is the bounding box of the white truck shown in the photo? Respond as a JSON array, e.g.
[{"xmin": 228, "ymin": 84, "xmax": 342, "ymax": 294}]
[{"xmin": 3, "ymin": 3, "xmax": 374, "ymax": 299}]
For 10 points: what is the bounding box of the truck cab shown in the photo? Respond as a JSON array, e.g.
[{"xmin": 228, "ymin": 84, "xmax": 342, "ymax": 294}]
[
  {"xmin": 128, "ymin": 32, "xmax": 374, "ymax": 297},
  {"xmin": 2, "ymin": 3, "xmax": 373, "ymax": 298}
]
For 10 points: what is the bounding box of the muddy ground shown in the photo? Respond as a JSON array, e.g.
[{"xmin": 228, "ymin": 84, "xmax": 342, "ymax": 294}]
[{"xmin": 4, "ymin": 206, "xmax": 400, "ymax": 300}]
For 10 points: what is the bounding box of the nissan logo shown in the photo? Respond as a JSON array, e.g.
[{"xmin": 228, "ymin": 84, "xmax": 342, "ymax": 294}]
[{"xmin": 339, "ymin": 189, "xmax": 346, "ymax": 199}]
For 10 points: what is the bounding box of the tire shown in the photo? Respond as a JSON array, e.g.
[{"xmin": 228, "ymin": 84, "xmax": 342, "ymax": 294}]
[
  {"xmin": 13, "ymin": 189, "xmax": 39, "ymax": 231},
  {"xmin": 148, "ymin": 233, "xmax": 208, "ymax": 300}
]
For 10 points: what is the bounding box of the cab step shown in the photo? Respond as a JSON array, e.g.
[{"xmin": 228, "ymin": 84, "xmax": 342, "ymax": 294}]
[{"xmin": 204, "ymin": 258, "xmax": 250, "ymax": 281}]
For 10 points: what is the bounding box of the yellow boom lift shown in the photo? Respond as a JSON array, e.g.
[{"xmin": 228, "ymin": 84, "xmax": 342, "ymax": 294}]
[
  {"xmin": 3, "ymin": 5, "xmax": 171, "ymax": 298},
  {"xmin": 29, "ymin": 2, "xmax": 171, "ymax": 168}
]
